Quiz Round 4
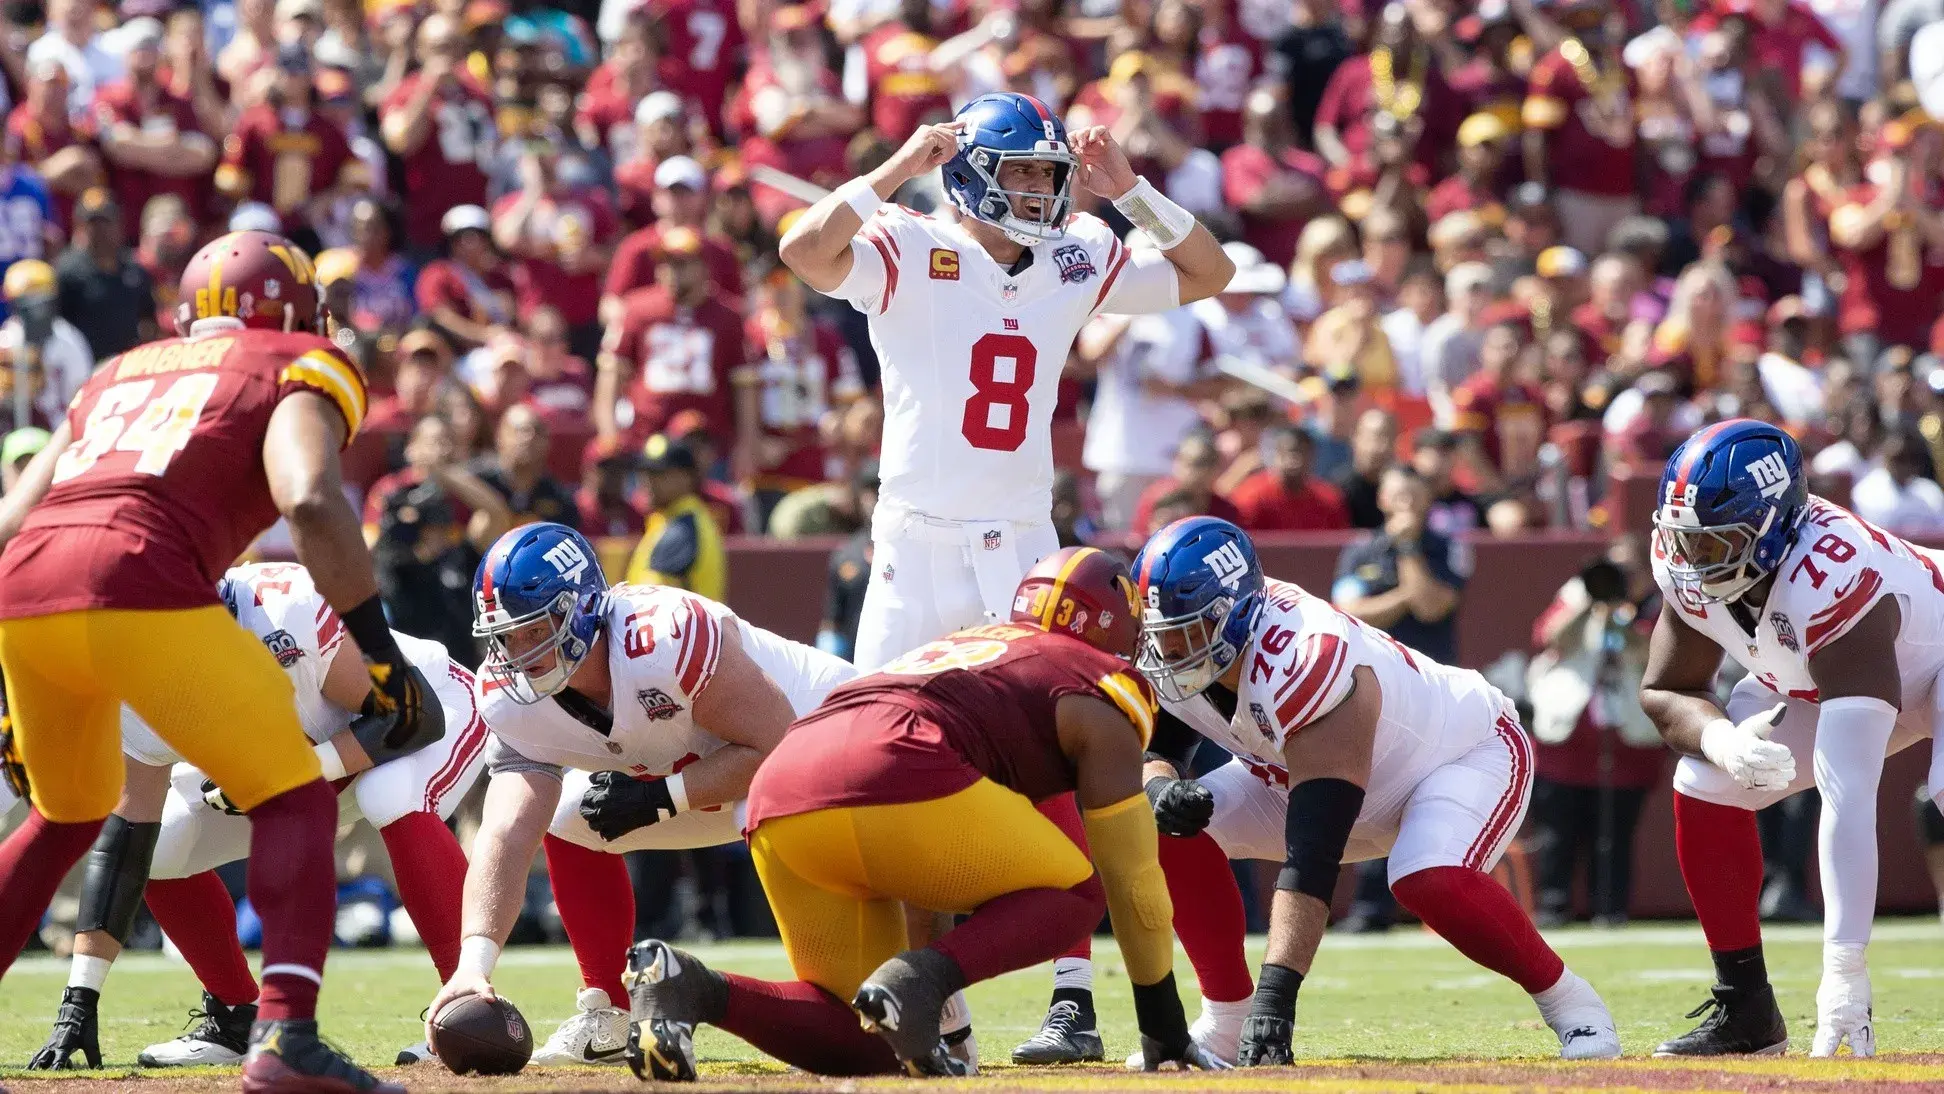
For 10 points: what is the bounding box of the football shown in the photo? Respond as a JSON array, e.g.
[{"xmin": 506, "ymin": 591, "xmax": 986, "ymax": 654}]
[{"xmin": 429, "ymin": 994, "xmax": 533, "ymax": 1076}]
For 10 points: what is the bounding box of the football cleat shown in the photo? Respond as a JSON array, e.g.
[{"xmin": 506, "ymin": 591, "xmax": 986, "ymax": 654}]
[
  {"xmin": 624, "ymin": 940, "xmax": 730, "ymax": 1081},
  {"xmin": 240, "ymin": 1019, "xmax": 402, "ymax": 1094},
  {"xmin": 529, "ymin": 987, "xmax": 632, "ymax": 1067},
  {"xmin": 851, "ymin": 950, "xmax": 971, "ymax": 1077},
  {"xmin": 392, "ymin": 1040, "xmax": 435, "ymax": 1065},
  {"xmin": 138, "ymin": 993, "xmax": 256, "ymax": 1067},
  {"xmin": 1126, "ymin": 997, "xmax": 1247, "ymax": 1069},
  {"xmin": 1654, "ymin": 984, "xmax": 1788, "ymax": 1057},
  {"xmin": 28, "ymin": 986, "xmax": 102, "ymax": 1070},
  {"xmin": 1538, "ymin": 973, "xmax": 1621, "ymax": 1060},
  {"xmin": 1012, "ymin": 1000, "xmax": 1104, "ymax": 1064}
]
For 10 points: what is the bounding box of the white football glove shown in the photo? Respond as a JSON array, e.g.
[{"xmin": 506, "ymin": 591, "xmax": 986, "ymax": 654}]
[
  {"xmin": 1812, "ymin": 942, "xmax": 1875, "ymax": 1057},
  {"xmin": 1700, "ymin": 703, "xmax": 1795, "ymax": 791}
]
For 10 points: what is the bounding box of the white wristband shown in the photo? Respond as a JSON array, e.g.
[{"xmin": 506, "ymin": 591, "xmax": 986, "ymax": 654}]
[
  {"xmin": 457, "ymin": 935, "xmax": 500, "ymax": 979},
  {"xmin": 835, "ymin": 177, "xmax": 882, "ymax": 225},
  {"xmin": 314, "ymin": 741, "xmax": 348, "ymax": 782},
  {"xmin": 665, "ymin": 772, "xmax": 689, "ymax": 815},
  {"xmin": 1112, "ymin": 176, "xmax": 1196, "ymax": 250}
]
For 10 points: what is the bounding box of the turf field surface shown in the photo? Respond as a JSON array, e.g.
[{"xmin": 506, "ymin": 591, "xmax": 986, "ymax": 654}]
[{"xmin": 2, "ymin": 920, "xmax": 1941, "ymax": 1092}]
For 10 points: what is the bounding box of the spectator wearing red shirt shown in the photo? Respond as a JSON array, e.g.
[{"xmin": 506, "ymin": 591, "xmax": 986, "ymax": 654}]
[
  {"xmin": 1691, "ymin": 0, "xmax": 1844, "ymax": 105},
  {"xmin": 849, "ymin": 0, "xmax": 955, "ymax": 145},
  {"xmin": 416, "ymin": 205, "xmax": 518, "ymax": 351},
  {"xmin": 1571, "ymin": 252, "xmax": 1644, "ymax": 361},
  {"xmin": 576, "ymin": 25, "xmax": 662, "ymax": 166},
  {"xmin": 134, "ymin": 191, "xmax": 194, "ymax": 333},
  {"xmin": 87, "ymin": 18, "xmax": 214, "ymax": 244},
  {"xmin": 643, "ymin": 0, "xmax": 745, "ymax": 135},
  {"xmin": 490, "ymin": 140, "xmax": 619, "ymax": 357},
  {"xmin": 1313, "ymin": 5, "xmax": 1462, "ymax": 194},
  {"xmin": 1521, "ymin": 4, "xmax": 1639, "ymax": 256},
  {"xmin": 10, "ymin": 59, "xmax": 95, "ymax": 232},
  {"xmin": 1128, "ymin": 430, "xmax": 1245, "ymax": 539},
  {"xmin": 602, "ymin": 155, "xmax": 745, "ymax": 326},
  {"xmin": 1188, "ymin": 0, "xmax": 1263, "ymax": 148},
  {"xmin": 1425, "ymin": 113, "xmax": 1512, "ymax": 227},
  {"xmin": 612, "ymin": 91, "xmax": 694, "ymax": 227},
  {"xmin": 379, "ymin": 14, "xmax": 498, "ymax": 253},
  {"xmin": 1221, "ymin": 85, "xmax": 1329, "ymax": 269},
  {"xmin": 366, "ymin": 327, "xmax": 453, "ymax": 437},
  {"xmin": 741, "ymin": 264, "xmax": 865, "ymax": 517},
  {"xmin": 595, "ymin": 225, "xmax": 749, "ymax": 459},
  {"xmin": 1230, "ymin": 424, "xmax": 1353, "ymax": 531},
  {"xmin": 734, "ymin": 6, "xmax": 866, "ymax": 226},
  {"xmin": 1446, "ymin": 2, "xmax": 1527, "ymax": 143},
  {"xmin": 516, "ymin": 304, "xmax": 597, "ymax": 437},
  {"xmin": 1825, "ymin": 118, "xmax": 1944, "ymax": 358},
  {"xmin": 1450, "ymin": 320, "xmax": 1549, "ymax": 495},
  {"xmin": 216, "ymin": 45, "xmax": 355, "ymax": 236},
  {"xmin": 1604, "ymin": 369, "xmax": 1687, "ymax": 468}
]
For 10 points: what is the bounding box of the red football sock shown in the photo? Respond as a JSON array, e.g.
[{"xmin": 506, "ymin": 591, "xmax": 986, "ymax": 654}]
[
  {"xmin": 1037, "ymin": 794, "xmax": 1094, "ymax": 962},
  {"xmin": 1391, "ymin": 866, "xmax": 1564, "ymax": 994},
  {"xmin": 0, "ymin": 811, "xmax": 101, "ymax": 980},
  {"xmin": 380, "ymin": 812, "xmax": 468, "ymax": 981},
  {"xmin": 146, "ymin": 872, "xmax": 260, "ymax": 1007},
  {"xmin": 544, "ymin": 834, "xmax": 634, "ymax": 1004},
  {"xmin": 246, "ymin": 779, "xmax": 337, "ymax": 1020},
  {"xmin": 718, "ymin": 974, "xmax": 901, "ymax": 1076},
  {"xmin": 1159, "ymin": 832, "xmax": 1252, "ymax": 1002},
  {"xmin": 1674, "ymin": 792, "xmax": 1765, "ymax": 953},
  {"xmin": 932, "ymin": 874, "xmax": 1103, "ymax": 986}
]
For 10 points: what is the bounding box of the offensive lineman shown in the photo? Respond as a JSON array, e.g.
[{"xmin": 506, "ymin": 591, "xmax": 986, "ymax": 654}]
[
  {"xmin": 0, "ymin": 230, "xmax": 437, "ymax": 1094},
  {"xmin": 626, "ymin": 548, "xmax": 1224, "ymax": 1078},
  {"xmin": 1641, "ymin": 419, "xmax": 1944, "ymax": 1057},
  {"xmin": 424, "ymin": 522, "xmax": 858, "ymax": 1066},
  {"xmin": 1131, "ymin": 517, "xmax": 1620, "ymax": 1065},
  {"xmin": 777, "ymin": 89, "xmax": 1233, "ymax": 1062},
  {"xmin": 29, "ymin": 562, "xmax": 484, "ymax": 1071}
]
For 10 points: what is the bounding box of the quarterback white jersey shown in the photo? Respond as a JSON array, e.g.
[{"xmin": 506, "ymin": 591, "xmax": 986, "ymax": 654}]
[
  {"xmin": 482, "ymin": 583, "xmax": 857, "ymax": 778},
  {"xmin": 1651, "ymin": 497, "xmax": 1944, "ymax": 704},
  {"xmin": 832, "ymin": 206, "xmax": 1180, "ymax": 525},
  {"xmin": 1164, "ymin": 578, "xmax": 1509, "ymax": 814}
]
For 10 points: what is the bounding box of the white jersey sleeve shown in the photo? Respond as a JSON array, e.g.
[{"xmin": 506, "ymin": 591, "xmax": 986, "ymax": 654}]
[
  {"xmin": 1056, "ymin": 213, "xmax": 1182, "ymax": 319},
  {"xmin": 225, "ymin": 563, "xmax": 340, "ymax": 733},
  {"xmin": 611, "ymin": 584, "xmax": 726, "ymax": 703},
  {"xmin": 830, "ymin": 204, "xmax": 922, "ymax": 318},
  {"xmin": 1770, "ymin": 505, "xmax": 1901, "ymax": 658},
  {"xmin": 1247, "ymin": 601, "xmax": 1356, "ymax": 751}
]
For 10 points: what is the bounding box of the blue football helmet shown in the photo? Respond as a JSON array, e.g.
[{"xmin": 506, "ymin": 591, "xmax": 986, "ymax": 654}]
[
  {"xmin": 473, "ymin": 522, "xmax": 609, "ymax": 703},
  {"xmin": 1656, "ymin": 418, "xmax": 1808, "ymax": 603},
  {"xmin": 1131, "ymin": 516, "xmax": 1266, "ymax": 702},
  {"xmin": 942, "ymin": 92, "xmax": 1076, "ymax": 246}
]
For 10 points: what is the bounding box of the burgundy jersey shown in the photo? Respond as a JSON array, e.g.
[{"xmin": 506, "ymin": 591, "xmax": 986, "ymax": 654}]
[
  {"xmin": 0, "ymin": 329, "xmax": 367, "ymax": 616},
  {"xmin": 746, "ymin": 625, "xmax": 1157, "ymax": 826}
]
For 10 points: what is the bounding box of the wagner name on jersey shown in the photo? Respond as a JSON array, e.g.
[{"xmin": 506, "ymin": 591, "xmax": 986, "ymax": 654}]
[
  {"xmin": 1652, "ymin": 497, "xmax": 1944, "ymax": 704},
  {"xmin": 829, "ymin": 206, "xmax": 1180, "ymax": 526}
]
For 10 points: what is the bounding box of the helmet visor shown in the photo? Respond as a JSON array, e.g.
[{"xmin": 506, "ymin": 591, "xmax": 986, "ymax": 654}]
[{"xmin": 1657, "ymin": 521, "xmax": 1759, "ymax": 600}]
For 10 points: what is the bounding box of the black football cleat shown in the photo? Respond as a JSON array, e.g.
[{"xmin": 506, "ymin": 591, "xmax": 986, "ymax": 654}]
[
  {"xmin": 139, "ymin": 992, "xmax": 257, "ymax": 1066},
  {"xmin": 623, "ymin": 939, "xmax": 728, "ymax": 1082},
  {"xmin": 1654, "ymin": 984, "xmax": 1789, "ymax": 1057},
  {"xmin": 851, "ymin": 950, "xmax": 971, "ymax": 1077},
  {"xmin": 28, "ymin": 986, "xmax": 102, "ymax": 1070},
  {"xmin": 1011, "ymin": 1000, "xmax": 1104, "ymax": 1064},
  {"xmin": 240, "ymin": 1019, "xmax": 402, "ymax": 1094}
]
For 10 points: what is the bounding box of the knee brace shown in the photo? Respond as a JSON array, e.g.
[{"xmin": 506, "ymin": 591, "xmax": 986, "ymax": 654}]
[{"xmin": 76, "ymin": 815, "xmax": 161, "ymax": 942}]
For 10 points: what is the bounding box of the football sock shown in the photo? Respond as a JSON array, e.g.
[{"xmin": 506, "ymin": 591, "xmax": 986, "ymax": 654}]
[
  {"xmin": 1673, "ymin": 793, "xmax": 1766, "ymax": 955},
  {"xmin": 1159, "ymin": 831, "xmax": 1253, "ymax": 1003},
  {"xmin": 932, "ymin": 875, "xmax": 1103, "ymax": 986},
  {"xmin": 69, "ymin": 954, "xmax": 112, "ymax": 991},
  {"xmin": 544, "ymin": 834, "xmax": 634, "ymax": 1004},
  {"xmin": 0, "ymin": 811, "xmax": 102, "ymax": 979},
  {"xmin": 718, "ymin": 974, "xmax": 900, "ymax": 1075},
  {"xmin": 1051, "ymin": 956, "xmax": 1093, "ymax": 993},
  {"xmin": 145, "ymin": 872, "xmax": 260, "ymax": 1007},
  {"xmin": 1390, "ymin": 866, "xmax": 1564, "ymax": 994},
  {"xmin": 1038, "ymin": 793, "xmax": 1094, "ymax": 962},
  {"xmin": 1711, "ymin": 946, "xmax": 1770, "ymax": 993},
  {"xmin": 380, "ymin": 812, "xmax": 469, "ymax": 981},
  {"xmin": 246, "ymin": 779, "xmax": 336, "ymax": 1020}
]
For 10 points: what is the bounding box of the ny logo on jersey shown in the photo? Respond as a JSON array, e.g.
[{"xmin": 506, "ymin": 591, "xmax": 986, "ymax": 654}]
[
  {"xmin": 1206, "ymin": 541, "xmax": 1250, "ymax": 589},
  {"xmin": 1745, "ymin": 452, "xmax": 1792, "ymax": 500},
  {"xmin": 1003, "ymin": 317, "xmax": 1019, "ymax": 331},
  {"xmin": 543, "ymin": 538, "xmax": 589, "ymax": 583}
]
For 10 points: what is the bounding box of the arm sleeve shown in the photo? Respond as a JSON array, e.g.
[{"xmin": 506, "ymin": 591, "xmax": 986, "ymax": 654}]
[
  {"xmin": 1812, "ymin": 695, "xmax": 1897, "ymax": 945},
  {"xmin": 1083, "ymin": 792, "xmax": 1175, "ymax": 986},
  {"xmin": 1096, "ymin": 247, "xmax": 1183, "ymax": 318},
  {"xmin": 831, "ymin": 232, "xmax": 893, "ymax": 315}
]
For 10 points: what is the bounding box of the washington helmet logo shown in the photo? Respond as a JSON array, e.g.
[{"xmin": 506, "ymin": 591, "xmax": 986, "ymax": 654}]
[
  {"xmin": 261, "ymin": 629, "xmax": 303, "ymax": 667},
  {"xmin": 1746, "ymin": 452, "xmax": 1792, "ymax": 500},
  {"xmin": 1052, "ymin": 245, "xmax": 1095, "ymax": 284},
  {"xmin": 543, "ymin": 537, "xmax": 589, "ymax": 582},
  {"xmin": 1206, "ymin": 541, "xmax": 1249, "ymax": 589},
  {"xmin": 636, "ymin": 687, "xmax": 683, "ymax": 721},
  {"xmin": 1770, "ymin": 611, "xmax": 1799, "ymax": 652}
]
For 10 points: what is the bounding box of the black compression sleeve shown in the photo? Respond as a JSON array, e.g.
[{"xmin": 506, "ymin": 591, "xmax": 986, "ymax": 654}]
[
  {"xmin": 1251, "ymin": 962, "xmax": 1305, "ymax": 1022},
  {"xmin": 1276, "ymin": 777, "xmax": 1365, "ymax": 901},
  {"xmin": 341, "ymin": 594, "xmax": 402, "ymax": 663}
]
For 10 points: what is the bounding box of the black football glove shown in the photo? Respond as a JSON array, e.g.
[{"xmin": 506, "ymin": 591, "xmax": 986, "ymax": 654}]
[
  {"xmin": 580, "ymin": 771, "xmax": 681, "ymax": 841},
  {"xmin": 201, "ymin": 777, "xmax": 246, "ymax": 816},
  {"xmin": 1132, "ymin": 975, "xmax": 1231, "ymax": 1071},
  {"xmin": 1237, "ymin": 1016, "xmax": 1295, "ymax": 1067},
  {"xmin": 28, "ymin": 986, "xmax": 101, "ymax": 1070},
  {"xmin": 352, "ymin": 664, "xmax": 445, "ymax": 766},
  {"xmin": 1145, "ymin": 775, "xmax": 1214, "ymax": 838}
]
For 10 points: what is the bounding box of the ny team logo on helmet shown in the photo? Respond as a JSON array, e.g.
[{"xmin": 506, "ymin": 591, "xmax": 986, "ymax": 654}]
[
  {"xmin": 1010, "ymin": 546, "xmax": 1143, "ymax": 658},
  {"xmin": 1131, "ymin": 516, "xmax": 1267, "ymax": 702},
  {"xmin": 943, "ymin": 92, "xmax": 1076, "ymax": 246},
  {"xmin": 473, "ymin": 522, "xmax": 609, "ymax": 703},
  {"xmin": 175, "ymin": 229, "xmax": 323, "ymax": 336},
  {"xmin": 1655, "ymin": 418, "xmax": 1808, "ymax": 603}
]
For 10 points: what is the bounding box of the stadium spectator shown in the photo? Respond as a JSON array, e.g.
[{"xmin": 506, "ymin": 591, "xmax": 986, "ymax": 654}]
[
  {"xmin": 53, "ymin": 188, "xmax": 153, "ymax": 357},
  {"xmin": 366, "ymin": 327, "xmax": 453, "ymax": 435},
  {"xmin": 847, "ymin": 0, "xmax": 956, "ymax": 145},
  {"xmin": 324, "ymin": 197, "xmax": 417, "ymax": 333},
  {"xmin": 491, "ymin": 137, "xmax": 618, "ymax": 357},
  {"xmin": 1128, "ymin": 429, "xmax": 1244, "ymax": 538},
  {"xmin": 1306, "ymin": 259, "xmax": 1397, "ymax": 390},
  {"xmin": 0, "ymin": 426, "xmax": 51, "ymax": 493},
  {"xmin": 577, "ymin": 433, "xmax": 649, "ymax": 537},
  {"xmin": 741, "ymin": 264, "xmax": 864, "ymax": 525},
  {"xmin": 1420, "ymin": 261, "xmax": 1494, "ymax": 421},
  {"xmin": 1232, "ymin": 422, "xmax": 1352, "ymax": 531},
  {"xmin": 1079, "ymin": 285, "xmax": 1217, "ymax": 532},
  {"xmin": 217, "ymin": 44, "xmax": 356, "ymax": 240},
  {"xmin": 380, "ymin": 13, "xmax": 498, "ymax": 253},
  {"xmin": 30, "ymin": 0, "xmax": 122, "ymax": 118},
  {"xmin": 611, "ymin": 91, "xmax": 689, "ymax": 227},
  {"xmin": 1451, "ymin": 320, "xmax": 1547, "ymax": 494},
  {"xmin": 603, "ymin": 156, "xmax": 747, "ymax": 325},
  {"xmin": 415, "ymin": 204, "xmax": 517, "ymax": 352},
  {"xmin": 1283, "ymin": 214, "xmax": 1358, "ymax": 326},
  {"xmin": 814, "ymin": 460, "xmax": 879, "ymax": 660},
  {"xmin": 364, "ymin": 412, "xmax": 512, "ymax": 549},
  {"xmin": 1195, "ymin": 243, "xmax": 1298, "ymax": 379},
  {"xmin": 476, "ymin": 403, "xmax": 579, "ymax": 528},
  {"xmin": 1222, "ymin": 85, "xmax": 1329, "ymax": 270},
  {"xmin": 624, "ymin": 431, "xmax": 726, "ymax": 598},
  {"xmin": 1410, "ymin": 427, "xmax": 1483, "ymax": 537},
  {"xmin": 0, "ymin": 259, "xmax": 93, "ymax": 432},
  {"xmin": 132, "ymin": 193, "xmax": 193, "ymax": 334},
  {"xmin": 10, "ymin": 59, "xmax": 94, "ymax": 233},
  {"xmin": 1852, "ymin": 425, "xmax": 1944, "ymax": 534},
  {"xmin": 85, "ymin": 17, "xmax": 216, "ymax": 242},
  {"xmin": 1336, "ymin": 408, "xmax": 1400, "ymax": 529}
]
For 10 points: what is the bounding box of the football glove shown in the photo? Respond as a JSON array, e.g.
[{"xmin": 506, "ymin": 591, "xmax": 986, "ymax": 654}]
[
  {"xmin": 580, "ymin": 770, "xmax": 681, "ymax": 841},
  {"xmin": 1145, "ymin": 775, "xmax": 1214, "ymax": 837},
  {"xmin": 28, "ymin": 986, "xmax": 101, "ymax": 1070},
  {"xmin": 351, "ymin": 665, "xmax": 445, "ymax": 766},
  {"xmin": 1236, "ymin": 1016, "xmax": 1294, "ymax": 1067},
  {"xmin": 201, "ymin": 778, "xmax": 246, "ymax": 816},
  {"xmin": 1700, "ymin": 703, "xmax": 1794, "ymax": 792},
  {"xmin": 1812, "ymin": 942, "xmax": 1876, "ymax": 1057},
  {"xmin": 1137, "ymin": 1033, "xmax": 1231, "ymax": 1071}
]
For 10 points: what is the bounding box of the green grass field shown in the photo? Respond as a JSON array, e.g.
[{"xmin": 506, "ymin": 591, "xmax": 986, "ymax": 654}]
[{"xmin": 3, "ymin": 919, "xmax": 1943, "ymax": 1092}]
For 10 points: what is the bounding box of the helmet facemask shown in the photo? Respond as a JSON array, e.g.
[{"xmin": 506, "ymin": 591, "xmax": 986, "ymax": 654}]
[
  {"xmin": 1137, "ymin": 594, "xmax": 1245, "ymax": 702},
  {"xmin": 1657, "ymin": 508, "xmax": 1775, "ymax": 603},
  {"xmin": 475, "ymin": 587, "xmax": 595, "ymax": 704},
  {"xmin": 951, "ymin": 144, "xmax": 1077, "ymax": 245}
]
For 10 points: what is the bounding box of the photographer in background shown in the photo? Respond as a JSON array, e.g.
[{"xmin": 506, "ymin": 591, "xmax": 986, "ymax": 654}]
[
  {"xmin": 1525, "ymin": 535, "xmax": 1666, "ymax": 927},
  {"xmin": 372, "ymin": 479, "xmax": 482, "ymax": 666},
  {"xmin": 0, "ymin": 258, "xmax": 93, "ymax": 432}
]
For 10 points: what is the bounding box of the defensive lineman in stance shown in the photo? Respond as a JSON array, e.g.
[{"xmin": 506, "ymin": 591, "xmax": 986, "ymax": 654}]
[
  {"xmin": 1642, "ymin": 419, "xmax": 1944, "ymax": 1056},
  {"xmin": 29, "ymin": 563, "xmax": 482, "ymax": 1070},
  {"xmin": 426, "ymin": 523, "xmax": 857, "ymax": 1065},
  {"xmin": 777, "ymin": 89, "xmax": 1233, "ymax": 1062},
  {"xmin": 1131, "ymin": 517, "xmax": 1619, "ymax": 1064}
]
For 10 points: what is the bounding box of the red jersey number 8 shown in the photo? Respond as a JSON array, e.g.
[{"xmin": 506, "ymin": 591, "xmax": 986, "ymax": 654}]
[{"xmin": 961, "ymin": 333, "xmax": 1036, "ymax": 452}]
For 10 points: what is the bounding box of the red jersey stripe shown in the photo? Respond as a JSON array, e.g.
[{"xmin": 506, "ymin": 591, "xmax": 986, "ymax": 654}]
[
  {"xmin": 1274, "ymin": 633, "xmax": 1346, "ymax": 729},
  {"xmin": 1803, "ymin": 567, "xmax": 1885, "ymax": 654},
  {"xmin": 1092, "ymin": 241, "xmax": 1129, "ymax": 311}
]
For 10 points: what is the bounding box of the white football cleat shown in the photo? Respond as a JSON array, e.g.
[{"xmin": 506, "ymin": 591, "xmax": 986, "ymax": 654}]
[
  {"xmin": 1536, "ymin": 971, "xmax": 1622, "ymax": 1060},
  {"xmin": 138, "ymin": 994, "xmax": 254, "ymax": 1067},
  {"xmin": 1125, "ymin": 997, "xmax": 1246, "ymax": 1069},
  {"xmin": 529, "ymin": 987, "xmax": 632, "ymax": 1066},
  {"xmin": 393, "ymin": 1040, "xmax": 436, "ymax": 1065}
]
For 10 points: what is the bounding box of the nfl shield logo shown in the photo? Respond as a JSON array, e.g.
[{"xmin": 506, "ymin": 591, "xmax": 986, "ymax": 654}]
[{"xmin": 983, "ymin": 530, "xmax": 1003, "ymax": 551}]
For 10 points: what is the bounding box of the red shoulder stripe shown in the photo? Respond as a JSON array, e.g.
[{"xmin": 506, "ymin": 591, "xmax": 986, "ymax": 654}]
[
  {"xmin": 1092, "ymin": 240, "xmax": 1130, "ymax": 311},
  {"xmin": 677, "ymin": 599, "xmax": 722, "ymax": 695},
  {"xmin": 1274, "ymin": 633, "xmax": 1346, "ymax": 730},
  {"xmin": 867, "ymin": 232, "xmax": 899, "ymax": 314},
  {"xmin": 1803, "ymin": 567, "xmax": 1884, "ymax": 654}
]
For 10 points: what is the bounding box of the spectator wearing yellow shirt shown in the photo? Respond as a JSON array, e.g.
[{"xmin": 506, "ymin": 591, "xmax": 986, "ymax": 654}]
[
  {"xmin": 623, "ymin": 433, "xmax": 727, "ymax": 600},
  {"xmin": 1305, "ymin": 259, "xmax": 1398, "ymax": 390}
]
